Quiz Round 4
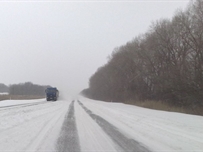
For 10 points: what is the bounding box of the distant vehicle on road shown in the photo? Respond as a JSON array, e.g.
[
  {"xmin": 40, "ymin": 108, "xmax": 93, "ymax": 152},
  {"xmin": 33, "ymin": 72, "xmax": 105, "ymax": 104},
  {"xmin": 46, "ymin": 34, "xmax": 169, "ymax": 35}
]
[{"xmin": 45, "ymin": 87, "xmax": 59, "ymax": 101}]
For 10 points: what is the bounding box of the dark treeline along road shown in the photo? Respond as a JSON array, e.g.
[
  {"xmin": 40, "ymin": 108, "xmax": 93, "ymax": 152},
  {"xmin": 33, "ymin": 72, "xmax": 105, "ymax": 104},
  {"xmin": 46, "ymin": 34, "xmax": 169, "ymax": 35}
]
[
  {"xmin": 82, "ymin": 0, "xmax": 203, "ymax": 110},
  {"xmin": 0, "ymin": 83, "xmax": 9, "ymax": 93},
  {"xmin": 0, "ymin": 82, "xmax": 50, "ymax": 97}
]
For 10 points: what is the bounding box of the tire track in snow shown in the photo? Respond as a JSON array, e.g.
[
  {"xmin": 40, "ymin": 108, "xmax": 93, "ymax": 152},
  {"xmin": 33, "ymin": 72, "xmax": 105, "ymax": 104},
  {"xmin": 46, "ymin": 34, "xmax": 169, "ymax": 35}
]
[
  {"xmin": 78, "ymin": 100, "xmax": 150, "ymax": 152},
  {"xmin": 56, "ymin": 100, "xmax": 80, "ymax": 152}
]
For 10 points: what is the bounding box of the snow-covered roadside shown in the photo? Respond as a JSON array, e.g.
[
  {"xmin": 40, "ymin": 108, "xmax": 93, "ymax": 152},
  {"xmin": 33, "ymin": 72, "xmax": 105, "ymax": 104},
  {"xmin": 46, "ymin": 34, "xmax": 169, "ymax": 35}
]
[
  {"xmin": 79, "ymin": 97, "xmax": 203, "ymax": 152},
  {"xmin": 0, "ymin": 98, "xmax": 45, "ymax": 107},
  {"xmin": 0, "ymin": 99, "xmax": 70, "ymax": 151}
]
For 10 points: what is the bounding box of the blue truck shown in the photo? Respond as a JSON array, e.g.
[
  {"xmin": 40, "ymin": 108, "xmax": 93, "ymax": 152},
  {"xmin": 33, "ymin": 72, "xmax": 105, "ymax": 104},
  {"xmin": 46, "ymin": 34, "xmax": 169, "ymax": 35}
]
[{"xmin": 45, "ymin": 87, "xmax": 59, "ymax": 101}]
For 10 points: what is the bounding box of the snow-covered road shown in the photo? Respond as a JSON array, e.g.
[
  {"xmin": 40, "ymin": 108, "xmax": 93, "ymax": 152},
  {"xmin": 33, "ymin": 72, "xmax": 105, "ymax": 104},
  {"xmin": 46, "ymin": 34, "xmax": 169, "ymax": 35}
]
[
  {"xmin": 0, "ymin": 99, "xmax": 69, "ymax": 151},
  {"xmin": 0, "ymin": 97, "xmax": 203, "ymax": 152}
]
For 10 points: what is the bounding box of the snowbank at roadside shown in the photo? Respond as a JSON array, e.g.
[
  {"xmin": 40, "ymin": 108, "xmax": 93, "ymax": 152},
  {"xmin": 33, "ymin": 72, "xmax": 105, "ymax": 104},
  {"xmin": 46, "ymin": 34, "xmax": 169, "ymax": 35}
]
[{"xmin": 0, "ymin": 98, "xmax": 46, "ymax": 107}]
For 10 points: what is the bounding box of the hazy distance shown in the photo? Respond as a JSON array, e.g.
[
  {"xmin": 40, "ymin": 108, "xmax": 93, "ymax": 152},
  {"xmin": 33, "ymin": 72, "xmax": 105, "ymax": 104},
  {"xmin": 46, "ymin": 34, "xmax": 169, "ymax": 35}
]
[{"xmin": 0, "ymin": 1, "xmax": 189, "ymax": 97}]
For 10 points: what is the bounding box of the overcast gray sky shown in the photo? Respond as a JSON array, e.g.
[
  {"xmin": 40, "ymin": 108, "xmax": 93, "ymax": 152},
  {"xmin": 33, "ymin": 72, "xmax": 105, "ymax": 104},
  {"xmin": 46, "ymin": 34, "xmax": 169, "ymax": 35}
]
[{"xmin": 0, "ymin": 0, "xmax": 189, "ymax": 96}]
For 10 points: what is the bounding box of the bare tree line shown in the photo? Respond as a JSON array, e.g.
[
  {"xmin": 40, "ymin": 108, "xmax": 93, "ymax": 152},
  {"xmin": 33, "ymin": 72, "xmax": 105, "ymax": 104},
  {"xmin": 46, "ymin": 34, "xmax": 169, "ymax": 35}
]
[
  {"xmin": 1, "ymin": 82, "xmax": 50, "ymax": 96},
  {"xmin": 0, "ymin": 83, "xmax": 9, "ymax": 93},
  {"xmin": 82, "ymin": 0, "xmax": 203, "ymax": 108}
]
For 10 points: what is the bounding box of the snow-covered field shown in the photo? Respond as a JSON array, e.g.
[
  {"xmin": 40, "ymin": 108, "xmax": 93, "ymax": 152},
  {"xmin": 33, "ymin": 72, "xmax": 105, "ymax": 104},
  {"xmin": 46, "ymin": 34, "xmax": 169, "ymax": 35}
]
[
  {"xmin": 0, "ymin": 92, "xmax": 8, "ymax": 95},
  {"xmin": 0, "ymin": 97, "xmax": 202, "ymax": 152},
  {"xmin": 0, "ymin": 98, "xmax": 45, "ymax": 107}
]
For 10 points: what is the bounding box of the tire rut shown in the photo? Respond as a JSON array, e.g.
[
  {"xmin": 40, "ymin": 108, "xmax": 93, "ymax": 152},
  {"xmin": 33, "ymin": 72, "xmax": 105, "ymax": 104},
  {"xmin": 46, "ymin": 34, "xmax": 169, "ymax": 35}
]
[
  {"xmin": 56, "ymin": 100, "xmax": 80, "ymax": 152},
  {"xmin": 78, "ymin": 100, "xmax": 150, "ymax": 152}
]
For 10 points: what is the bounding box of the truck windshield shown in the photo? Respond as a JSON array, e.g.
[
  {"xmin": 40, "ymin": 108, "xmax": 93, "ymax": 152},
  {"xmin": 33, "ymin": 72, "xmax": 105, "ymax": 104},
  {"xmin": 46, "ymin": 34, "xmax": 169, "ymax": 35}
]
[{"xmin": 46, "ymin": 88, "xmax": 57, "ymax": 93}]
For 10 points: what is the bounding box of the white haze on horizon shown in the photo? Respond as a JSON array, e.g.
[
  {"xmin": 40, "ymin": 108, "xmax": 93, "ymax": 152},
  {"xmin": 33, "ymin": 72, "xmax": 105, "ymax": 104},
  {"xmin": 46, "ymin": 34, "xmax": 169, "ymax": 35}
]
[{"xmin": 0, "ymin": 1, "xmax": 189, "ymax": 97}]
